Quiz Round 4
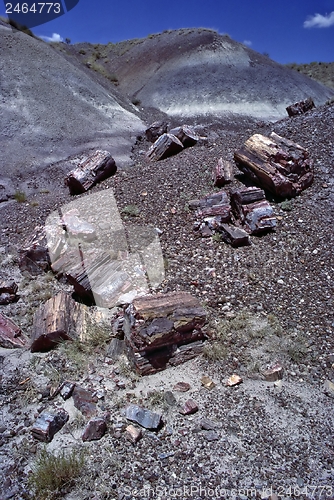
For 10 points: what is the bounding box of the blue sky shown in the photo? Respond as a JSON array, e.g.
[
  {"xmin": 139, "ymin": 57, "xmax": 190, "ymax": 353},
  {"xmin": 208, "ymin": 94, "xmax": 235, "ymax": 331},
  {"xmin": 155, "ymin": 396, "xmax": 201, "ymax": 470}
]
[{"xmin": 1, "ymin": 0, "xmax": 334, "ymax": 63}]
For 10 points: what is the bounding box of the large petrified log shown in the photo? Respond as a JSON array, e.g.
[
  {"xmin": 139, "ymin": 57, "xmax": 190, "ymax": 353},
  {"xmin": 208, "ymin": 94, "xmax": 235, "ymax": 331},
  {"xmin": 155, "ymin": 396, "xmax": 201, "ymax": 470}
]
[
  {"xmin": 30, "ymin": 292, "xmax": 87, "ymax": 352},
  {"xmin": 231, "ymin": 187, "xmax": 276, "ymax": 234},
  {"xmin": 0, "ymin": 313, "xmax": 27, "ymax": 348},
  {"xmin": 212, "ymin": 158, "xmax": 234, "ymax": 187},
  {"xmin": 286, "ymin": 97, "xmax": 315, "ymax": 117},
  {"xmin": 234, "ymin": 132, "xmax": 313, "ymax": 198},
  {"xmin": 146, "ymin": 133, "xmax": 184, "ymax": 161},
  {"xmin": 169, "ymin": 125, "xmax": 199, "ymax": 147},
  {"xmin": 145, "ymin": 121, "xmax": 168, "ymax": 142},
  {"xmin": 65, "ymin": 150, "xmax": 117, "ymax": 195},
  {"xmin": 31, "ymin": 409, "xmax": 69, "ymax": 442},
  {"xmin": 124, "ymin": 292, "xmax": 207, "ymax": 375}
]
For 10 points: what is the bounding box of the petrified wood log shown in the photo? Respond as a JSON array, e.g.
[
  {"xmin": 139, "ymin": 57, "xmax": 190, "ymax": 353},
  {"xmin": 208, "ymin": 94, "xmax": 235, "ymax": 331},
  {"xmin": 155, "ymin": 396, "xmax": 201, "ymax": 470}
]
[
  {"xmin": 145, "ymin": 121, "xmax": 168, "ymax": 142},
  {"xmin": 188, "ymin": 191, "xmax": 231, "ymax": 221},
  {"xmin": 231, "ymin": 187, "xmax": 276, "ymax": 234},
  {"xmin": 31, "ymin": 292, "xmax": 86, "ymax": 352},
  {"xmin": 19, "ymin": 226, "xmax": 51, "ymax": 275},
  {"xmin": 169, "ymin": 125, "xmax": 199, "ymax": 147},
  {"xmin": 0, "ymin": 313, "xmax": 27, "ymax": 348},
  {"xmin": 212, "ymin": 158, "xmax": 234, "ymax": 187},
  {"xmin": 146, "ymin": 133, "xmax": 183, "ymax": 161},
  {"xmin": 286, "ymin": 97, "xmax": 315, "ymax": 117},
  {"xmin": 219, "ymin": 223, "xmax": 250, "ymax": 247},
  {"xmin": 65, "ymin": 150, "xmax": 117, "ymax": 195},
  {"xmin": 234, "ymin": 132, "xmax": 313, "ymax": 198},
  {"xmin": 124, "ymin": 292, "xmax": 207, "ymax": 375},
  {"xmin": 31, "ymin": 409, "xmax": 69, "ymax": 442}
]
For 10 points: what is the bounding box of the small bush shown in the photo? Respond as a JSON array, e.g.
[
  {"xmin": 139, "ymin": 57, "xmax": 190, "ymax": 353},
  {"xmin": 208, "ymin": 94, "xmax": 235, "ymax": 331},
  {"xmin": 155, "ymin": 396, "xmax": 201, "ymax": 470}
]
[
  {"xmin": 79, "ymin": 49, "xmax": 86, "ymax": 55},
  {"xmin": 121, "ymin": 204, "xmax": 140, "ymax": 217},
  {"xmin": 14, "ymin": 190, "xmax": 27, "ymax": 202},
  {"xmin": 29, "ymin": 448, "xmax": 85, "ymax": 499}
]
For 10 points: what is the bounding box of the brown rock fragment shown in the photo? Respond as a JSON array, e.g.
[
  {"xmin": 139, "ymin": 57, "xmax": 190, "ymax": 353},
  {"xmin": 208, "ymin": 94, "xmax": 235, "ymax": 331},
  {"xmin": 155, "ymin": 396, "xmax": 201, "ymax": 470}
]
[
  {"xmin": 0, "ymin": 313, "xmax": 27, "ymax": 348},
  {"xmin": 169, "ymin": 125, "xmax": 199, "ymax": 147},
  {"xmin": 145, "ymin": 121, "xmax": 168, "ymax": 142},
  {"xmin": 262, "ymin": 363, "xmax": 284, "ymax": 382},
  {"xmin": 286, "ymin": 97, "xmax": 315, "ymax": 117},
  {"xmin": 125, "ymin": 424, "xmax": 142, "ymax": 444},
  {"xmin": 212, "ymin": 158, "xmax": 234, "ymax": 187},
  {"xmin": 173, "ymin": 382, "xmax": 191, "ymax": 392},
  {"xmin": 82, "ymin": 417, "xmax": 107, "ymax": 442},
  {"xmin": 201, "ymin": 376, "xmax": 216, "ymax": 390},
  {"xmin": 226, "ymin": 374, "xmax": 243, "ymax": 387},
  {"xmin": 72, "ymin": 386, "xmax": 98, "ymax": 417},
  {"xmin": 179, "ymin": 399, "xmax": 199, "ymax": 415}
]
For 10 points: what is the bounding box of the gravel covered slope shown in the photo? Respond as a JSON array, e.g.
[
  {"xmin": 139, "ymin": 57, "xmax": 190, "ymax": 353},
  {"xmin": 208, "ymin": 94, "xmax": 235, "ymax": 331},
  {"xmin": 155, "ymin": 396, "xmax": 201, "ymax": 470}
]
[
  {"xmin": 0, "ymin": 24, "xmax": 144, "ymax": 176},
  {"xmin": 0, "ymin": 104, "xmax": 333, "ymax": 498}
]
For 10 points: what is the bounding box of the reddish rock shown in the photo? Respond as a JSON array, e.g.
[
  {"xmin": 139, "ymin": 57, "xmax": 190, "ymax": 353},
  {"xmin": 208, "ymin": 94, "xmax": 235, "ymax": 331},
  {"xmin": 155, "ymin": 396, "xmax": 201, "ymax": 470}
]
[
  {"xmin": 19, "ymin": 226, "xmax": 50, "ymax": 275},
  {"xmin": 262, "ymin": 363, "xmax": 284, "ymax": 382},
  {"xmin": 286, "ymin": 97, "xmax": 315, "ymax": 117},
  {"xmin": 0, "ymin": 313, "xmax": 27, "ymax": 349},
  {"xmin": 179, "ymin": 399, "xmax": 199, "ymax": 415},
  {"xmin": 212, "ymin": 158, "xmax": 234, "ymax": 187},
  {"xmin": 82, "ymin": 417, "xmax": 107, "ymax": 442},
  {"xmin": 72, "ymin": 386, "xmax": 98, "ymax": 417},
  {"xmin": 231, "ymin": 187, "xmax": 276, "ymax": 235},
  {"xmin": 173, "ymin": 382, "xmax": 191, "ymax": 392}
]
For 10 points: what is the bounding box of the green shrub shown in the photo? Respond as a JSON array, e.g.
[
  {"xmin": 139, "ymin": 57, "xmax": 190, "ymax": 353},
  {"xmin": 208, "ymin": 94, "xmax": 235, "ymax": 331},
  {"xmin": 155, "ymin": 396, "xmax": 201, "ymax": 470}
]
[
  {"xmin": 14, "ymin": 190, "xmax": 27, "ymax": 202},
  {"xmin": 29, "ymin": 448, "xmax": 85, "ymax": 499}
]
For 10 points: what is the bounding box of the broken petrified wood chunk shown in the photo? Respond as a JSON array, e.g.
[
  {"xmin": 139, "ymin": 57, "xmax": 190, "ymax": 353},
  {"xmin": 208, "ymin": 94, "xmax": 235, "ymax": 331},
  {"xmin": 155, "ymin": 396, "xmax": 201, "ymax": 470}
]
[
  {"xmin": 212, "ymin": 158, "xmax": 234, "ymax": 187},
  {"xmin": 125, "ymin": 404, "xmax": 162, "ymax": 430},
  {"xmin": 30, "ymin": 292, "xmax": 87, "ymax": 352},
  {"xmin": 219, "ymin": 223, "xmax": 250, "ymax": 247},
  {"xmin": 0, "ymin": 313, "xmax": 27, "ymax": 348},
  {"xmin": 31, "ymin": 408, "xmax": 69, "ymax": 442},
  {"xmin": 146, "ymin": 133, "xmax": 184, "ymax": 161},
  {"xmin": 169, "ymin": 125, "xmax": 199, "ymax": 147},
  {"xmin": 82, "ymin": 417, "xmax": 107, "ymax": 442},
  {"xmin": 261, "ymin": 362, "xmax": 284, "ymax": 382},
  {"xmin": 72, "ymin": 386, "xmax": 98, "ymax": 417},
  {"xmin": 179, "ymin": 399, "xmax": 198, "ymax": 415},
  {"xmin": 65, "ymin": 150, "xmax": 117, "ymax": 195},
  {"xmin": 125, "ymin": 424, "xmax": 142, "ymax": 443},
  {"xmin": 19, "ymin": 226, "xmax": 51, "ymax": 275},
  {"xmin": 124, "ymin": 292, "xmax": 207, "ymax": 375},
  {"xmin": 286, "ymin": 97, "xmax": 315, "ymax": 117},
  {"xmin": 0, "ymin": 281, "xmax": 20, "ymax": 304},
  {"xmin": 231, "ymin": 187, "xmax": 276, "ymax": 234},
  {"xmin": 145, "ymin": 121, "xmax": 168, "ymax": 142},
  {"xmin": 124, "ymin": 292, "xmax": 207, "ymax": 352},
  {"xmin": 188, "ymin": 191, "xmax": 231, "ymax": 220},
  {"xmin": 234, "ymin": 132, "xmax": 314, "ymax": 198},
  {"xmin": 128, "ymin": 340, "xmax": 206, "ymax": 376}
]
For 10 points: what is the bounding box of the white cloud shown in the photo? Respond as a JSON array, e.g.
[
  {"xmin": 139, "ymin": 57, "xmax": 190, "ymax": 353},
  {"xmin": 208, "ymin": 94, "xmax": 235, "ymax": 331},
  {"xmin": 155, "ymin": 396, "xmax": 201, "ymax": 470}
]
[
  {"xmin": 243, "ymin": 40, "xmax": 252, "ymax": 46},
  {"xmin": 40, "ymin": 33, "xmax": 63, "ymax": 42},
  {"xmin": 304, "ymin": 11, "xmax": 334, "ymax": 28}
]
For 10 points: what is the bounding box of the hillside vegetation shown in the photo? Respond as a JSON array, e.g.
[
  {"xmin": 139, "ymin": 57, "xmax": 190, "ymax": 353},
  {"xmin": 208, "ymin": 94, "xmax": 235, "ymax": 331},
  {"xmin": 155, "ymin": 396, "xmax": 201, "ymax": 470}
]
[{"xmin": 286, "ymin": 61, "xmax": 334, "ymax": 90}]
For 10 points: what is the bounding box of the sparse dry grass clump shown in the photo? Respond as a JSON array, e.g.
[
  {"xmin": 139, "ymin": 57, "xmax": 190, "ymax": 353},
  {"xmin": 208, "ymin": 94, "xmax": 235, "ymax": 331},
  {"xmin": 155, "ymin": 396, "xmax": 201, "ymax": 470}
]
[{"xmin": 29, "ymin": 448, "xmax": 85, "ymax": 499}]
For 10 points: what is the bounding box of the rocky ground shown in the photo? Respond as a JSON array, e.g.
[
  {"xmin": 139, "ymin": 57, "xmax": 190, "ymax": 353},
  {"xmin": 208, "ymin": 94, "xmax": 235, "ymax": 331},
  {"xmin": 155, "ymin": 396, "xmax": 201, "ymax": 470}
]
[{"xmin": 0, "ymin": 104, "xmax": 334, "ymax": 499}]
